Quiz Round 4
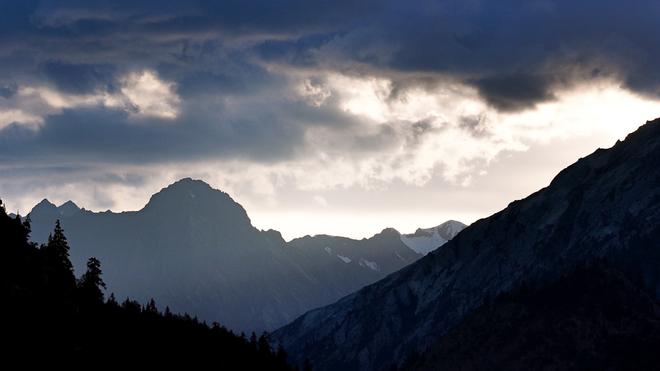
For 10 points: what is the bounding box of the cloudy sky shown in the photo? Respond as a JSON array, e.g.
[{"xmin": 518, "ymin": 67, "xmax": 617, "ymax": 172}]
[{"xmin": 1, "ymin": 0, "xmax": 660, "ymax": 239}]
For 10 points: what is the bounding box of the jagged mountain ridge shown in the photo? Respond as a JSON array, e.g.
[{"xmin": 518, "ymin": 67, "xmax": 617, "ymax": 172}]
[
  {"xmin": 273, "ymin": 118, "xmax": 660, "ymax": 371},
  {"xmin": 286, "ymin": 228, "xmax": 421, "ymax": 298},
  {"xmin": 24, "ymin": 178, "xmax": 462, "ymax": 332},
  {"xmin": 29, "ymin": 179, "xmax": 302, "ymax": 332}
]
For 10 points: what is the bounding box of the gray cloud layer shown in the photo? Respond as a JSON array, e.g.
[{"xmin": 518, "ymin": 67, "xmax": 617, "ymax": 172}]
[{"xmin": 1, "ymin": 0, "xmax": 660, "ymax": 176}]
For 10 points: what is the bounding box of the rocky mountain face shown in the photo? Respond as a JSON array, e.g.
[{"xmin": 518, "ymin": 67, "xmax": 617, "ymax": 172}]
[
  {"xmin": 405, "ymin": 263, "xmax": 660, "ymax": 371},
  {"xmin": 25, "ymin": 178, "xmax": 461, "ymax": 333},
  {"xmin": 273, "ymin": 118, "xmax": 660, "ymax": 371}
]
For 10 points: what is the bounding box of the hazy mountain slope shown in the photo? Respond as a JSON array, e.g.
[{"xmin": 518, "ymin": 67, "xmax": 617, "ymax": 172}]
[
  {"xmin": 25, "ymin": 178, "xmax": 454, "ymax": 332},
  {"xmin": 31, "ymin": 179, "xmax": 313, "ymax": 332},
  {"xmin": 273, "ymin": 118, "xmax": 660, "ymax": 371},
  {"xmin": 285, "ymin": 229, "xmax": 421, "ymax": 301},
  {"xmin": 400, "ymin": 220, "xmax": 466, "ymax": 255}
]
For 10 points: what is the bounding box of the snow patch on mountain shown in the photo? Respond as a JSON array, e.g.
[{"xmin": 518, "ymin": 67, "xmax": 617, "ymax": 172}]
[
  {"xmin": 337, "ymin": 255, "xmax": 351, "ymax": 263},
  {"xmin": 400, "ymin": 220, "xmax": 466, "ymax": 255},
  {"xmin": 359, "ymin": 259, "xmax": 379, "ymax": 271},
  {"xmin": 400, "ymin": 231, "xmax": 448, "ymax": 255}
]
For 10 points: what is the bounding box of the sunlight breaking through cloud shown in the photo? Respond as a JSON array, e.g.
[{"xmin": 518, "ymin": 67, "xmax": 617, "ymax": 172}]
[
  {"xmin": 119, "ymin": 71, "xmax": 181, "ymax": 119},
  {"xmin": 293, "ymin": 74, "xmax": 660, "ymax": 187},
  {"xmin": 0, "ymin": 70, "xmax": 180, "ymax": 129},
  {"xmin": 0, "ymin": 109, "xmax": 43, "ymax": 130}
]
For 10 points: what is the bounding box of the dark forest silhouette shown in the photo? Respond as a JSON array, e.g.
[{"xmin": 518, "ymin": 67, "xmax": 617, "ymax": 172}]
[{"xmin": 1, "ymin": 198, "xmax": 300, "ymax": 368}]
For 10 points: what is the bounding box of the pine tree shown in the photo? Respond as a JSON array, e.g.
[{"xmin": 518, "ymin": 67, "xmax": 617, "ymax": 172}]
[
  {"xmin": 45, "ymin": 220, "xmax": 74, "ymax": 274},
  {"xmin": 122, "ymin": 298, "xmax": 141, "ymax": 314},
  {"xmin": 250, "ymin": 332, "xmax": 258, "ymax": 349},
  {"xmin": 145, "ymin": 298, "xmax": 158, "ymax": 314},
  {"xmin": 22, "ymin": 215, "xmax": 32, "ymax": 239},
  {"xmin": 303, "ymin": 358, "xmax": 313, "ymax": 371},
  {"xmin": 258, "ymin": 333, "xmax": 272, "ymax": 355},
  {"xmin": 107, "ymin": 293, "xmax": 118, "ymax": 307},
  {"xmin": 276, "ymin": 345, "xmax": 288, "ymax": 364},
  {"xmin": 78, "ymin": 257, "xmax": 106, "ymax": 305},
  {"xmin": 43, "ymin": 220, "xmax": 76, "ymax": 295}
]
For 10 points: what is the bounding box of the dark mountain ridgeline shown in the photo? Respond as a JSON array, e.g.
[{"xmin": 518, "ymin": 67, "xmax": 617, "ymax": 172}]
[
  {"xmin": 274, "ymin": 118, "xmax": 660, "ymax": 371},
  {"xmin": 24, "ymin": 178, "xmax": 462, "ymax": 333},
  {"xmin": 0, "ymin": 201, "xmax": 295, "ymax": 369}
]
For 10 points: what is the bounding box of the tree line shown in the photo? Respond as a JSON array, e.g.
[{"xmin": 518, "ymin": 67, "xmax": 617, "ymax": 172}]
[{"xmin": 1, "ymin": 199, "xmax": 309, "ymax": 369}]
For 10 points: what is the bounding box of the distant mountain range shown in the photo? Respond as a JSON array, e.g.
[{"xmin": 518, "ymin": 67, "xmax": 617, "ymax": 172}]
[
  {"xmin": 273, "ymin": 118, "xmax": 660, "ymax": 370},
  {"xmin": 24, "ymin": 179, "xmax": 464, "ymax": 333}
]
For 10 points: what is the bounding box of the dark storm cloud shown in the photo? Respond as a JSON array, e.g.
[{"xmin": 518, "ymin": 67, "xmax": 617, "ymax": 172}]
[
  {"xmin": 42, "ymin": 61, "xmax": 118, "ymax": 94},
  {"xmin": 0, "ymin": 93, "xmax": 367, "ymax": 165},
  {"xmin": 254, "ymin": 0, "xmax": 660, "ymax": 107},
  {"xmin": 0, "ymin": 83, "xmax": 18, "ymax": 98},
  {"xmin": 471, "ymin": 74, "xmax": 556, "ymax": 112},
  {"xmin": 0, "ymin": 0, "xmax": 660, "ymax": 168}
]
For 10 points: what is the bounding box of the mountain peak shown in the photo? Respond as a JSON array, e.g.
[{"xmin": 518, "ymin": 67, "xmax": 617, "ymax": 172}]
[
  {"xmin": 146, "ymin": 178, "xmax": 220, "ymax": 204},
  {"xmin": 170, "ymin": 177, "xmax": 208, "ymax": 187},
  {"xmin": 59, "ymin": 200, "xmax": 78, "ymax": 208},
  {"xmin": 376, "ymin": 227, "xmax": 401, "ymax": 238},
  {"xmin": 435, "ymin": 220, "xmax": 467, "ymax": 240},
  {"xmin": 400, "ymin": 220, "xmax": 466, "ymax": 256},
  {"xmin": 58, "ymin": 200, "xmax": 80, "ymax": 217},
  {"xmin": 437, "ymin": 219, "xmax": 464, "ymax": 227},
  {"xmin": 143, "ymin": 178, "xmax": 253, "ymax": 227},
  {"xmin": 31, "ymin": 198, "xmax": 57, "ymax": 213},
  {"xmin": 407, "ymin": 220, "xmax": 466, "ymax": 240},
  {"xmin": 36, "ymin": 198, "xmax": 56, "ymax": 207}
]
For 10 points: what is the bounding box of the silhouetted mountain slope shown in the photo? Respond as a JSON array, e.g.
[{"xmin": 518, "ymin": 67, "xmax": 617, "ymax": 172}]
[
  {"xmin": 0, "ymin": 200, "xmax": 294, "ymax": 369},
  {"xmin": 405, "ymin": 263, "xmax": 660, "ymax": 371},
  {"xmin": 24, "ymin": 178, "xmax": 458, "ymax": 332},
  {"xmin": 273, "ymin": 118, "xmax": 660, "ymax": 371}
]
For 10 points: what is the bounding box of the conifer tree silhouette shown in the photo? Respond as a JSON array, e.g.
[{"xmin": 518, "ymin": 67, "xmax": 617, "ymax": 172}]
[
  {"xmin": 303, "ymin": 358, "xmax": 313, "ymax": 371},
  {"xmin": 258, "ymin": 333, "xmax": 272, "ymax": 355},
  {"xmin": 45, "ymin": 220, "xmax": 74, "ymax": 272},
  {"xmin": 145, "ymin": 298, "xmax": 158, "ymax": 313},
  {"xmin": 78, "ymin": 257, "xmax": 106, "ymax": 306},
  {"xmin": 1, "ymin": 201, "xmax": 295, "ymax": 369},
  {"xmin": 43, "ymin": 219, "xmax": 76, "ymax": 298}
]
